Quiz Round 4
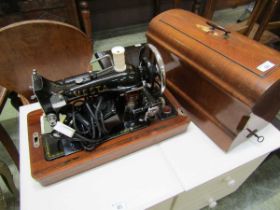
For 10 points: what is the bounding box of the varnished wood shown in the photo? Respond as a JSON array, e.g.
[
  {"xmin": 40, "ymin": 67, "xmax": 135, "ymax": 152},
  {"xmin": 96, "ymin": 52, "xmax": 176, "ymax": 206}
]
[
  {"xmin": 0, "ymin": 20, "xmax": 93, "ymax": 100},
  {"xmin": 79, "ymin": 1, "xmax": 93, "ymax": 39},
  {"xmin": 203, "ymin": 0, "xmax": 253, "ymax": 19},
  {"xmin": 66, "ymin": 0, "xmax": 81, "ymax": 28},
  {"xmin": 227, "ymin": 22, "xmax": 280, "ymax": 44},
  {"xmin": 267, "ymin": 21, "xmax": 280, "ymax": 30},
  {"xmin": 253, "ymin": 0, "xmax": 279, "ymax": 41},
  {"xmin": 147, "ymin": 10, "xmax": 280, "ymax": 150},
  {"xmin": 0, "ymin": 20, "xmax": 92, "ymax": 171},
  {"xmin": 0, "ymin": 86, "xmax": 8, "ymax": 113},
  {"xmin": 27, "ymin": 90, "xmax": 189, "ymax": 186},
  {"xmin": 203, "ymin": 0, "xmax": 216, "ymax": 19},
  {"xmin": 244, "ymin": 0, "xmax": 266, "ymax": 36},
  {"xmin": 239, "ymin": 0, "xmax": 280, "ymax": 42}
]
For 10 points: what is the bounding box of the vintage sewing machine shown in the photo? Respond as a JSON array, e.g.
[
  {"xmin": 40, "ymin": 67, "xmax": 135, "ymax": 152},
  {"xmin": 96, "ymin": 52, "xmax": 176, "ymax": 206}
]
[
  {"xmin": 27, "ymin": 9, "xmax": 280, "ymax": 186},
  {"xmin": 28, "ymin": 44, "xmax": 189, "ymax": 185}
]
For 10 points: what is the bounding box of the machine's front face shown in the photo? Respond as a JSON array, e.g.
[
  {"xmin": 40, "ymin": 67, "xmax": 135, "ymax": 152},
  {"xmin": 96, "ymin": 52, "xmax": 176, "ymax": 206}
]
[{"xmin": 32, "ymin": 44, "xmax": 177, "ymax": 160}]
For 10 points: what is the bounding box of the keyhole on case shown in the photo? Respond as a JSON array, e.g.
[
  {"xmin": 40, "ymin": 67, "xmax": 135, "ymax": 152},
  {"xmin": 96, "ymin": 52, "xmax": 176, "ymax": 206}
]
[{"xmin": 33, "ymin": 132, "xmax": 40, "ymax": 148}]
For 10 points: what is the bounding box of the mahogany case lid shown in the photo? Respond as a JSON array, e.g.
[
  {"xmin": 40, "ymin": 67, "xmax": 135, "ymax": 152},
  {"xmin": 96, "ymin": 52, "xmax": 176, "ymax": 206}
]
[{"xmin": 146, "ymin": 9, "xmax": 280, "ymax": 120}]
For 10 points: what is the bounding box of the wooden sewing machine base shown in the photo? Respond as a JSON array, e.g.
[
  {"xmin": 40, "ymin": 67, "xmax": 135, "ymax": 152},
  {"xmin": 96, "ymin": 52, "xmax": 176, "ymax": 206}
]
[{"xmin": 27, "ymin": 90, "xmax": 189, "ymax": 186}]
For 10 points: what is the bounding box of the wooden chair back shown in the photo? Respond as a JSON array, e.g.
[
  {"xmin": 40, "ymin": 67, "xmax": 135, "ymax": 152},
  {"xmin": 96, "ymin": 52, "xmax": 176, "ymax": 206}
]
[
  {"xmin": 0, "ymin": 20, "xmax": 93, "ymax": 170},
  {"xmin": 0, "ymin": 20, "xmax": 93, "ymax": 101}
]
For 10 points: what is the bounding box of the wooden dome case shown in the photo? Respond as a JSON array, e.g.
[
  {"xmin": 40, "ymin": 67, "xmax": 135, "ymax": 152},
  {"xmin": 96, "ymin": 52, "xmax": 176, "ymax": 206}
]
[{"xmin": 147, "ymin": 9, "xmax": 280, "ymax": 151}]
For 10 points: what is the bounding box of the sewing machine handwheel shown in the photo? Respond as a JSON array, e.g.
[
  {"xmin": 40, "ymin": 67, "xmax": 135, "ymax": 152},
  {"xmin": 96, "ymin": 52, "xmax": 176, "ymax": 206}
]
[{"xmin": 139, "ymin": 44, "xmax": 166, "ymax": 94}]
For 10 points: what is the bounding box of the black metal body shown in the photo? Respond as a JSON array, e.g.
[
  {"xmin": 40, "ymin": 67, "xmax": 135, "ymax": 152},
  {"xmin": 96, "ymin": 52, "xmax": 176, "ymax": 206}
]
[{"xmin": 32, "ymin": 48, "xmax": 175, "ymax": 160}]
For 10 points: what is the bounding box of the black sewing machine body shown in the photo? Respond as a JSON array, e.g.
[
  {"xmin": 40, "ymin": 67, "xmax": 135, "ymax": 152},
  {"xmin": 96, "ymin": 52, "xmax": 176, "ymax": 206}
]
[
  {"xmin": 27, "ymin": 44, "xmax": 189, "ymax": 186},
  {"xmin": 32, "ymin": 44, "xmax": 177, "ymax": 161}
]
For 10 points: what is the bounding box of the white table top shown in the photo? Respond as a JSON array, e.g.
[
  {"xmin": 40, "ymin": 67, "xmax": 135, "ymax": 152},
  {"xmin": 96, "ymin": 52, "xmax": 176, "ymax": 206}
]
[
  {"xmin": 20, "ymin": 103, "xmax": 280, "ymax": 210},
  {"xmin": 159, "ymin": 121, "xmax": 280, "ymax": 190}
]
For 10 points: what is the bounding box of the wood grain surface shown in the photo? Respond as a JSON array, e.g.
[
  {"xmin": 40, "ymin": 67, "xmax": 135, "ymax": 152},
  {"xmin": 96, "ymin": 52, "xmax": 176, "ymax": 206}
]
[
  {"xmin": 147, "ymin": 9, "xmax": 280, "ymax": 150},
  {"xmin": 0, "ymin": 86, "xmax": 8, "ymax": 113},
  {"xmin": 27, "ymin": 89, "xmax": 189, "ymax": 186},
  {"xmin": 0, "ymin": 20, "xmax": 93, "ymax": 100}
]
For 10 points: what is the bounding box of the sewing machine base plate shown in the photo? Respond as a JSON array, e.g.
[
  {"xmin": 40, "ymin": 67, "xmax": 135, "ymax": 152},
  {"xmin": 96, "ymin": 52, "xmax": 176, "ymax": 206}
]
[{"xmin": 27, "ymin": 90, "xmax": 189, "ymax": 186}]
